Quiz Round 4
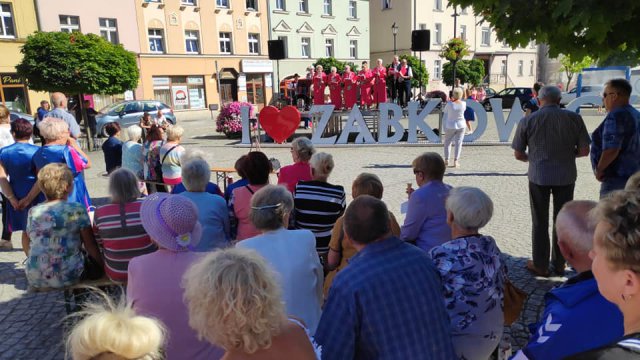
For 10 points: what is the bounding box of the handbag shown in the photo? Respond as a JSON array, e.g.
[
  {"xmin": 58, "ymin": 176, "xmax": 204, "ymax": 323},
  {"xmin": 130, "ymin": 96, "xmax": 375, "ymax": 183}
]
[
  {"xmin": 504, "ymin": 278, "xmax": 527, "ymax": 325},
  {"xmin": 154, "ymin": 144, "xmax": 178, "ymax": 182}
]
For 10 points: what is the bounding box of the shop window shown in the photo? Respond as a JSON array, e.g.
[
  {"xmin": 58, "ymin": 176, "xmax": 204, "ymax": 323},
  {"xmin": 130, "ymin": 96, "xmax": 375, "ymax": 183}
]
[
  {"xmin": 246, "ymin": 74, "xmax": 265, "ymax": 109},
  {"xmin": 0, "ymin": 3, "xmax": 15, "ymax": 38},
  {"xmin": 153, "ymin": 76, "xmax": 206, "ymax": 111},
  {"xmin": 0, "ymin": 74, "xmax": 29, "ymax": 113}
]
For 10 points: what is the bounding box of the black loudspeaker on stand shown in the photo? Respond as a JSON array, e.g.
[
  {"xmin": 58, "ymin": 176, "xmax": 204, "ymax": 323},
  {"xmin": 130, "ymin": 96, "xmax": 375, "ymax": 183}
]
[
  {"xmin": 268, "ymin": 40, "xmax": 286, "ymax": 103},
  {"xmin": 411, "ymin": 30, "xmax": 430, "ymax": 52}
]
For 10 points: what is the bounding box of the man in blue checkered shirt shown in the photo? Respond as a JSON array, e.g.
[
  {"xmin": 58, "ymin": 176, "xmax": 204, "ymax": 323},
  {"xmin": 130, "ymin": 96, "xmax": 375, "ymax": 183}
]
[{"xmin": 315, "ymin": 195, "xmax": 455, "ymax": 360}]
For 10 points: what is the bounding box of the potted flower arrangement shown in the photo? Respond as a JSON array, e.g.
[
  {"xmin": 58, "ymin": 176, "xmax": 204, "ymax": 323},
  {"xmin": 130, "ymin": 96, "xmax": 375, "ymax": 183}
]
[{"xmin": 216, "ymin": 101, "xmax": 255, "ymax": 139}]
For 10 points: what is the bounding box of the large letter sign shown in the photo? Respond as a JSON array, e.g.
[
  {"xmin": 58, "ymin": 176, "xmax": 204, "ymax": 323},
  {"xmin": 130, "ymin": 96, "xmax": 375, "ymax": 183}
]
[
  {"xmin": 378, "ymin": 103, "xmax": 404, "ymax": 144},
  {"xmin": 407, "ymin": 100, "xmax": 440, "ymax": 143}
]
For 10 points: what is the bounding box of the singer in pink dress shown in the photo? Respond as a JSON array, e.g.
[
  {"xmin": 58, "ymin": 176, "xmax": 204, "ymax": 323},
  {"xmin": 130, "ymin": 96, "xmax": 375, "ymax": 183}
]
[
  {"xmin": 312, "ymin": 65, "xmax": 327, "ymax": 106},
  {"xmin": 328, "ymin": 67, "xmax": 343, "ymax": 110},
  {"xmin": 358, "ymin": 61, "xmax": 374, "ymax": 108},
  {"xmin": 372, "ymin": 59, "xmax": 388, "ymax": 107},
  {"xmin": 342, "ymin": 65, "xmax": 358, "ymax": 110}
]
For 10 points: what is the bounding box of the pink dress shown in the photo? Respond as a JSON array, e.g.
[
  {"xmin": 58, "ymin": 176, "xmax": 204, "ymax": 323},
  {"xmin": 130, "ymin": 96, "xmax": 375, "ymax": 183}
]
[
  {"xmin": 231, "ymin": 184, "xmax": 267, "ymax": 241},
  {"xmin": 358, "ymin": 69, "xmax": 374, "ymax": 106},
  {"xmin": 328, "ymin": 73, "xmax": 343, "ymax": 109},
  {"xmin": 277, "ymin": 162, "xmax": 313, "ymax": 193},
  {"xmin": 372, "ymin": 66, "xmax": 388, "ymax": 104},
  {"xmin": 313, "ymin": 73, "xmax": 327, "ymax": 105},
  {"xmin": 127, "ymin": 250, "xmax": 224, "ymax": 360},
  {"xmin": 342, "ymin": 71, "xmax": 358, "ymax": 109}
]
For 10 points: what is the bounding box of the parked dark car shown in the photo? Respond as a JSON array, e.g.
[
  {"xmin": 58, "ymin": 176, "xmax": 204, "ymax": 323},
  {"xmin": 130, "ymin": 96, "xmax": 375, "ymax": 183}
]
[
  {"xmin": 481, "ymin": 87, "xmax": 534, "ymax": 111},
  {"xmin": 96, "ymin": 100, "xmax": 176, "ymax": 137}
]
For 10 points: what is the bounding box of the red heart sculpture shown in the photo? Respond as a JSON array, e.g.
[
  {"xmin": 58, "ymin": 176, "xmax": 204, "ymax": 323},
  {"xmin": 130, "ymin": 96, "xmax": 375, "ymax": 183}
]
[{"xmin": 259, "ymin": 105, "xmax": 300, "ymax": 143}]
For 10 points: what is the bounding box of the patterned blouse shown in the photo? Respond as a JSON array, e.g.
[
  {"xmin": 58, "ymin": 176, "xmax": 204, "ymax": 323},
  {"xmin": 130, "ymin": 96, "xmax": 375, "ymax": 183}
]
[{"xmin": 429, "ymin": 235, "xmax": 505, "ymax": 360}]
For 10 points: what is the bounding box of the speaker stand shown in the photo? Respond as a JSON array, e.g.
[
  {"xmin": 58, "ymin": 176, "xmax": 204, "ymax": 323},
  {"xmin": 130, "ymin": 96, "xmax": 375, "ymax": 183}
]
[{"xmin": 276, "ymin": 59, "xmax": 281, "ymax": 107}]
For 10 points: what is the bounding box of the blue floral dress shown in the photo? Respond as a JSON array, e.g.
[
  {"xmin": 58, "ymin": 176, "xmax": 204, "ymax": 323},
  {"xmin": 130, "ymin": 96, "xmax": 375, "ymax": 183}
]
[
  {"xmin": 429, "ymin": 235, "xmax": 505, "ymax": 360},
  {"xmin": 25, "ymin": 201, "xmax": 90, "ymax": 289}
]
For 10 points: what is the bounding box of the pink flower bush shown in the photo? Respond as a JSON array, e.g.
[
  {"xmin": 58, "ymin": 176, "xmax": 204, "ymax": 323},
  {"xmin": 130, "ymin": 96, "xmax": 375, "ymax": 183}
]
[{"xmin": 216, "ymin": 101, "xmax": 255, "ymax": 136}]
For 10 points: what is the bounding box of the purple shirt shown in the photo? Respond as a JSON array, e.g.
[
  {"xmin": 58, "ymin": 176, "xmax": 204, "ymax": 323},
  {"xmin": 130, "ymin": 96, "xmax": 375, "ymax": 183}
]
[
  {"xmin": 400, "ymin": 180, "xmax": 452, "ymax": 251},
  {"xmin": 127, "ymin": 249, "xmax": 223, "ymax": 360}
]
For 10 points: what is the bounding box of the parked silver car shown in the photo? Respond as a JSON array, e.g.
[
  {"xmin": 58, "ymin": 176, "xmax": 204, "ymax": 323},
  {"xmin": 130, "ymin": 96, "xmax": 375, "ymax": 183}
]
[
  {"xmin": 9, "ymin": 111, "xmax": 35, "ymax": 127},
  {"xmin": 96, "ymin": 100, "xmax": 176, "ymax": 137},
  {"xmin": 560, "ymin": 85, "xmax": 603, "ymax": 107}
]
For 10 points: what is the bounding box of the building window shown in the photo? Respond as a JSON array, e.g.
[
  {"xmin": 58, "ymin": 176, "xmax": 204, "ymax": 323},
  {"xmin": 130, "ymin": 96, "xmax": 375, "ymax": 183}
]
[
  {"xmin": 529, "ymin": 60, "xmax": 535, "ymax": 76},
  {"xmin": 518, "ymin": 60, "xmax": 524, "ymax": 76},
  {"xmin": 216, "ymin": 0, "xmax": 229, "ymax": 8},
  {"xmin": 219, "ymin": 32, "xmax": 232, "ymax": 54},
  {"xmin": 325, "ymin": 38, "xmax": 334, "ymax": 57},
  {"xmin": 0, "ymin": 3, "xmax": 15, "ymax": 38},
  {"xmin": 434, "ymin": 60, "xmax": 442, "ymax": 80},
  {"xmin": 299, "ymin": 0, "xmax": 308, "ymax": 13},
  {"xmin": 481, "ymin": 27, "xmax": 491, "ymax": 46},
  {"xmin": 275, "ymin": 0, "xmax": 285, "ymax": 10},
  {"xmin": 460, "ymin": 25, "xmax": 466, "ymax": 42},
  {"xmin": 434, "ymin": 23, "xmax": 442, "ymax": 44},
  {"xmin": 382, "ymin": 0, "xmax": 392, "ymax": 9},
  {"xmin": 246, "ymin": 0, "xmax": 257, "ymax": 10},
  {"xmin": 501, "ymin": 60, "xmax": 507, "ymax": 75},
  {"xmin": 434, "ymin": 0, "xmax": 442, "ymax": 11},
  {"xmin": 419, "ymin": 23, "xmax": 427, "ymax": 30},
  {"xmin": 278, "ymin": 36, "xmax": 288, "ymax": 57},
  {"xmin": 153, "ymin": 76, "xmax": 206, "ymax": 111},
  {"xmin": 59, "ymin": 15, "xmax": 80, "ymax": 33},
  {"xmin": 301, "ymin": 37, "xmax": 310, "ymax": 58},
  {"xmin": 348, "ymin": 0, "xmax": 357, "ymax": 18},
  {"xmin": 148, "ymin": 29, "xmax": 165, "ymax": 53},
  {"xmin": 248, "ymin": 33, "xmax": 260, "ymax": 54},
  {"xmin": 323, "ymin": 0, "xmax": 332, "ymax": 15},
  {"xmin": 349, "ymin": 39, "xmax": 357, "ymax": 59},
  {"xmin": 99, "ymin": 18, "xmax": 118, "ymax": 44},
  {"xmin": 181, "ymin": 0, "xmax": 196, "ymax": 5},
  {"xmin": 185, "ymin": 30, "xmax": 200, "ymax": 54}
]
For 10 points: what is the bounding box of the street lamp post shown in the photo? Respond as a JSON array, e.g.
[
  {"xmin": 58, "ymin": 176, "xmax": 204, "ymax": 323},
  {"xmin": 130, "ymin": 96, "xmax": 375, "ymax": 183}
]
[
  {"xmin": 451, "ymin": 6, "xmax": 460, "ymax": 93},
  {"xmin": 392, "ymin": 22, "xmax": 399, "ymax": 55}
]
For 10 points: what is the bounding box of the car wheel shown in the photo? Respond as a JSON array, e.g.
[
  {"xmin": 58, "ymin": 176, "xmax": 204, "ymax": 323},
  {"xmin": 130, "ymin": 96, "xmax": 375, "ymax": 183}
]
[
  {"xmin": 100, "ymin": 124, "xmax": 110, "ymax": 137},
  {"xmin": 483, "ymin": 102, "xmax": 492, "ymax": 112}
]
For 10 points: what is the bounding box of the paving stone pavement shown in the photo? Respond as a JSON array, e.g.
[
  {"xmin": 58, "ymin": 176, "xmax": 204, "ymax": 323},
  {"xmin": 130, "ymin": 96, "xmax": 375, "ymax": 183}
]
[{"xmin": 0, "ymin": 109, "xmax": 606, "ymax": 358}]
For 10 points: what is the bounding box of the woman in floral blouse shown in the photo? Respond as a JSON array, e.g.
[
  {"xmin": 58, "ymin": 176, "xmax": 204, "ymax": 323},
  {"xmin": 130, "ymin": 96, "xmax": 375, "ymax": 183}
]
[{"xmin": 429, "ymin": 186, "xmax": 504, "ymax": 360}]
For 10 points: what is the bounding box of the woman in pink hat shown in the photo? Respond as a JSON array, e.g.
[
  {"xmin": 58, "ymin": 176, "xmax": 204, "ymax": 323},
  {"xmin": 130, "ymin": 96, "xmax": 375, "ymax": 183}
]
[{"xmin": 127, "ymin": 193, "xmax": 223, "ymax": 360}]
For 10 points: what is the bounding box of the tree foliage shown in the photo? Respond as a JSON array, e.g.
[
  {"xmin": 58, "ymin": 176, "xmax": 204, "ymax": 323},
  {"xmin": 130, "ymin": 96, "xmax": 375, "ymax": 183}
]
[
  {"xmin": 598, "ymin": 46, "xmax": 640, "ymax": 67},
  {"xmin": 16, "ymin": 31, "xmax": 139, "ymax": 95},
  {"xmin": 313, "ymin": 57, "xmax": 359, "ymax": 74},
  {"xmin": 439, "ymin": 38, "xmax": 470, "ymax": 62},
  {"xmin": 448, "ymin": 0, "xmax": 640, "ymax": 59},
  {"xmin": 559, "ymin": 54, "xmax": 594, "ymax": 90},
  {"xmin": 442, "ymin": 59, "xmax": 485, "ymax": 87}
]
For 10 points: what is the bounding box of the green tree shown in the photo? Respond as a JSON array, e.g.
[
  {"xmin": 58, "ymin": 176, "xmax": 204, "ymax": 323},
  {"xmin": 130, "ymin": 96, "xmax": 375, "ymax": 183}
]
[
  {"xmin": 16, "ymin": 31, "xmax": 139, "ymax": 143},
  {"xmin": 559, "ymin": 54, "xmax": 594, "ymax": 90},
  {"xmin": 598, "ymin": 46, "xmax": 640, "ymax": 67},
  {"xmin": 442, "ymin": 59, "xmax": 485, "ymax": 87},
  {"xmin": 313, "ymin": 57, "xmax": 359, "ymax": 74},
  {"xmin": 447, "ymin": 0, "xmax": 640, "ymax": 59}
]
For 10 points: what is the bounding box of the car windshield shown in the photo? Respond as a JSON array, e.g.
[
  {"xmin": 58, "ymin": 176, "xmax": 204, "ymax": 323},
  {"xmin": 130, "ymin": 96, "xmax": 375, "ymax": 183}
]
[
  {"xmin": 98, "ymin": 102, "xmax": 125, "ymax": 114},
  {"xmin": 498, "ymin": 88, "xmax": 516, "ymax": 96}
]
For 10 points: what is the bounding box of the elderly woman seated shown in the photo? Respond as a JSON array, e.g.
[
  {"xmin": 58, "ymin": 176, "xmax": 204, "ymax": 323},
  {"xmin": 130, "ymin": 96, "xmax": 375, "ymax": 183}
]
[
  {"xmin": 401, "ymin": 152, "xmax": 451, "ymax": 251},
  {"xmin": 278, "ymin": 137, "xmax": 315, "ymax": 193},
  {"xmin": 93, "ymin": 168, "xmax": 157, "ymax": 282},
  {"xmin": 177, "ymin": 157, "xmax": 230, "ymax": 251},
  {"xmin": 237, "ymin": 185, "xmax": 323, "ymax": 334},
  {"xmin": 428, "ymin": 186, "xmax": 504, "ymax": 360},
  {"xmin": 183, "ymin": 248, "xmax": 321, "ymax": 359}
]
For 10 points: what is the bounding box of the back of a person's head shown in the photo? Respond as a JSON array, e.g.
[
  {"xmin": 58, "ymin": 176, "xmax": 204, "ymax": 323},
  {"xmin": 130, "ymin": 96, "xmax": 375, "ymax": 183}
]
[
  {"xmin": 249, "ymin": 185, "xmax": 293, "ymax": 231},
  {"xmin": 291, "ymin": 137, "xmax": 315, "ymax": 162},
  {"xmin": 309, "ymin": 152, "xmax": 334, "ymax": 179},
  {"xmin": 352, "ymin": 173, "xmax": 383, "ymax": 199},
  {"xmin": 344, "ymin": 195, "xmax": 390, "ymax": 245},
  {"xmin": 105, "ymin": 122, "xmax": 121, "ymax": 137},
  {"xmin": 38, "ymin": 163, "xmax": 74, "ymax": 201},
  {"xmin": 11, "ymin": 118, "xmax": 33, "ymax": 140},
  {"xmin": 182, "ymin": 158, "xmax": 211, "ymax": 192},
  {"xmin": 446, "ymin": 186, "xmax": 494, "ymax": 231},
  {"xmin": 66, "ymin": 293, "xmax": 165, "ymax": 360},
  {"xmin": 556, "ymin": 200, "xmax": 597, "ymax": 255},
  {"xmin": 145, "ymin": 125, "xmax": 163, "ymax": 142},
  {"xmin": 166, "ymin": 125, "xmax": 184, "ymax": 142},
  {"xmin": 412, "ymin": 152, "xmax": 445, "ymax": 181},
  {"xmin": 183, "ymin": 247, "xmax": 284, "ymax": 354},
  {"xmin": 452, "ymin": 87, "xmax": 464, "ymax": 100},
  {"xmin": 126, "ymin": 125, "xmax": 142, "ymax": 143},
  {"xmin": 234, "ymin": 155, "xmax": 249, "ymax": 179},
  {"xmin": 244, "ymin": 151, "xmax": 272, "ymax": 185},
  {"xmin": 38, "ymin": 117, "xmax": 69, "ymax": 141},
  {"xmin": 109, "ymin": 168, "xmax": 141, "ymax": 204},
  {"xmin": 625, "ymin": 171, "xmax": 640, "ymax": 191},
  {"xmin": 533, "ymin": 82, "xmax": 544, "ymax": 93}
]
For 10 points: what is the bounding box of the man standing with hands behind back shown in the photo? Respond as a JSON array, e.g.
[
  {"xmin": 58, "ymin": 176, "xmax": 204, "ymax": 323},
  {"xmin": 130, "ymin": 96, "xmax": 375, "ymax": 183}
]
[{"xmin": 591, "ymin": 78, "xmax": 640, "ymax": 198}]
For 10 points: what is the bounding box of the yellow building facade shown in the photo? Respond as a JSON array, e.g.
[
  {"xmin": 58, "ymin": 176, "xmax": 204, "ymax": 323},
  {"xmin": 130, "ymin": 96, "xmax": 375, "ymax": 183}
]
[
  {"xmin": 135, "ymin": 0, "xmax": 273, "ymax": 111},
  {"xmin": 0, "ymin": 0, "xmax": 47, "ymax": 114}
]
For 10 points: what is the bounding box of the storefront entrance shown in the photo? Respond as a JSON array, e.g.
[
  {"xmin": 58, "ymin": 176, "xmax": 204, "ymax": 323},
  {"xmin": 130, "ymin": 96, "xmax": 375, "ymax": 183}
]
[
  {"xmin": 153, "ymin": 76, "xmax": 206, "ymax": 110},
  {"xmin": 0, "ymin": 73, "xmax": 29, "ymax": 113},
  {"xmin": 246, "ymin": 74, "xmax": 265, "ymax": 110}
]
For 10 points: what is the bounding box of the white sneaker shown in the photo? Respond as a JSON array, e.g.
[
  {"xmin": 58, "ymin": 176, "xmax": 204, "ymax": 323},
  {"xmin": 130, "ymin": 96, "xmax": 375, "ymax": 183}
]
[{"xmin": 0, "ymin": 239, "xmax": 13, "ymax": 250}]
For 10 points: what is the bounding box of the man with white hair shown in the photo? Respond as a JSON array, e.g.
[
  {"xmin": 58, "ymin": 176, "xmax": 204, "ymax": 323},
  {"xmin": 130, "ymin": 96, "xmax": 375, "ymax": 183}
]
[
  {"xmin": 512, "ymin": 85, "xmax": 591, "ymax": 277},
  {"xmin": 46, "ymin": 92, "xmax": 81, "ymax": 138},
  {"xmin": 513, "ymin": 200, "xmax": 623, "ymax": 359},
  {"xmin": 388, "ymin": 55, "xmax": 401, "ymax": 104}
]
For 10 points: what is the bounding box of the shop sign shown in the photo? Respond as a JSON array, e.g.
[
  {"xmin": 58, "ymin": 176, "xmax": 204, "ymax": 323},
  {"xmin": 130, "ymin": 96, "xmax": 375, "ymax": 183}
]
[
  {"xmin": 241, "ymin": 59, "xmax": 273, "ymax": 73},
  {"xmin": 172, "ymin": 85, "xmax": 189, "ymax": 106},
  {"xmin": 237, "ymin": 74, "xmax": 247, "ymax": 92},
  {"xmin": 1, "ymin": 74, "xmax": 24, "ymax": 86},
  {"xmin": 265, "ymin": 74, "xmax": 272, "ymax": 88},
  {"xmin": 124, "ymin": 90, "xmax": 134, "ymax": 101},
  {"xmin": 153, "ymin": 77, "xmax": 170, "ymax": 86},
  {"xmin": 187, "ymin": 76, "xmax": 203, "ymax": 85}
]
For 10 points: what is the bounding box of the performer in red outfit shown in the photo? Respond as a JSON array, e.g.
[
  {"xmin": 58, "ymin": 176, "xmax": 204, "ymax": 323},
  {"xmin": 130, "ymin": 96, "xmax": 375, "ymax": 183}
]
[
  {"xmin": 372, "ymin": 59, "xmax": 388, "ymax": 107},
  {"xmin": 328, "ymin": 67, "xmax": 343, "ymax": 110},
  {"xmin": 312, "ymin": 65, "xmax": 327, "ymax": 105},
  {"xmin": 342, "ymin": 65, "xmax": 358, "ymax": 110},
  {"xmin": 358, "ymin": 61, "xmax": 374, "ymax": 109}
]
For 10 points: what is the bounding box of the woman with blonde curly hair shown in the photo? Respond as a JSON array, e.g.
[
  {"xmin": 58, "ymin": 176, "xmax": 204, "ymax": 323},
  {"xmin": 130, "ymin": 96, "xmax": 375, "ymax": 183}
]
[
  {"xmin": 66, "ymin": 294, "xmax": 166, "ymax": 360},
  {"xmin": 566, "ymin": 190, "xmax": 640, "ymax": 359},
  {"xmin": 183, "ymin": 247, "xmax": 321, "ymax": 359}
]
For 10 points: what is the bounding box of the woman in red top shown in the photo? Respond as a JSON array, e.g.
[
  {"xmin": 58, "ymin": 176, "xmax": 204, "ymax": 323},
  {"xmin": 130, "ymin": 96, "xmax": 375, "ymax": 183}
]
[
  {"xmin": 372, "ymin": 59, "xmax": 388, "ymax": 108},
  {"xmin": 358, "ymin": 61, "xmax": 374, "ymax": 109},
  {"xmin": 342, "ymin": 65, "xmax": 358, "ymax": 110},
  {"xmin": 312, "ymin": 65, "xmax": 327, "ymax": 105},
  {"xmin": 328, "ymin": 67, "xmax": 343, "ymax": 110},
  {"xmin": 277, "ymin": 137, "xmax": 315, "ymax": 193}
]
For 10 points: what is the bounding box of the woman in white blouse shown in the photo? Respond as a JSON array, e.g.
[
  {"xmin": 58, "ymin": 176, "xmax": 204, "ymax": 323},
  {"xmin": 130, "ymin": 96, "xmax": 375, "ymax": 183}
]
[
  {"xmin": 443, "ymin": 88, "xmax": 467, "ymax": 168},
  {"xmin": 236, "ymin": 185, "xmax": 323, "ymax": 334}
]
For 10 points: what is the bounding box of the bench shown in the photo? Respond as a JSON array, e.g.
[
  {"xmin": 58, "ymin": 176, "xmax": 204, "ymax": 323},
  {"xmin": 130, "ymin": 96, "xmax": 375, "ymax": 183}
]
[{"xmin": 29, "ymin": 276, "xmax": 123, "ymax": 314}]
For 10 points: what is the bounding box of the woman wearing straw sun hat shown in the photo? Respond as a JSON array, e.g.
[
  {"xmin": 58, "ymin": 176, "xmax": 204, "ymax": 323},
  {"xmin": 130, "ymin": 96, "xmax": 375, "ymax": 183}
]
[{"xmin": 127, "ymin": 193, "xmax": 223, "ymax": 360}]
